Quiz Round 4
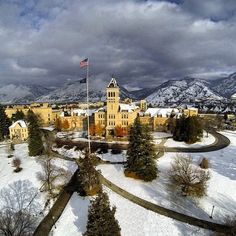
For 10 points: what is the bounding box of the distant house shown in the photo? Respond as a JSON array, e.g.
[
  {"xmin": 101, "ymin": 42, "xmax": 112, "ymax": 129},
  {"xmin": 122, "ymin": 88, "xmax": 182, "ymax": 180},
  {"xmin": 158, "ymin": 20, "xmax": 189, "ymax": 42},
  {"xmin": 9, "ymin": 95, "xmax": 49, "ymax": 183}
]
[
  {"xmin": 231, "ymin": 93, "xmax": 236, "ymax": 101},
  {"xmin": 9, "ymin": 120, "xmax": 28, "ymax": 141}
]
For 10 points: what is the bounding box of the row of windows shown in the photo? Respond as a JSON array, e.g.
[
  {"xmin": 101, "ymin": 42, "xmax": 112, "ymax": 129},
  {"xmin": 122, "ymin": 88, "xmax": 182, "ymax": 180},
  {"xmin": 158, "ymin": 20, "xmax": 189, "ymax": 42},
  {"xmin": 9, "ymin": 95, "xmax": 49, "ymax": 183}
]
[
  {"xmin": 121, "ymin": 114, "xmax": 128, "ymax": 119},
  {"xmin": 108, "ymin": 114, "xmax": 115, "ymax": 119},
  {"xmin": 11, "ymin": 129, "xmax": 27, "ymax": 133},
  {"xmin": 108, "ymin": 121, "xmax": 115, "ymax": 126},
  {"xmin": 98, "ymin": 114, "xmax": 105, "ymax": 119},
  {"xmin": 107, "ymin": 92, "xmax": 117, "ymax": 97},
  {"xmin": 122, "ymin": 121, "xmax": 128, "ymax": 126},
  {"xmin": 98, "ymin": 120, "xmax": 105, "ymax": 125}
]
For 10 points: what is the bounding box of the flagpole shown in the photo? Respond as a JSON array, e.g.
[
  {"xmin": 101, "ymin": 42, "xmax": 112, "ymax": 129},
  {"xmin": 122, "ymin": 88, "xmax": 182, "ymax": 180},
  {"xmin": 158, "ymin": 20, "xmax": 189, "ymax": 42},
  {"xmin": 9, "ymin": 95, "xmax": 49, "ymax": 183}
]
[{"xmin": 86, "ymin": 58, "xmax": 91, "ymax": 155}]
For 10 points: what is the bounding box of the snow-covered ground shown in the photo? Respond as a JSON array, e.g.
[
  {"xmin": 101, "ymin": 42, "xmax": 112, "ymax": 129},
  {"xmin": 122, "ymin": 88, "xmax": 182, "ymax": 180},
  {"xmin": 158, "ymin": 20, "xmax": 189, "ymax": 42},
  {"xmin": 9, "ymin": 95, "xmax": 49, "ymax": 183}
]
[
  {"xmin": 52, "ymin": 189, "xmax": 212, "ymax": 236},
  {"xmin": 97, "ymin": 131, "xmax": 236, "ymax": 225},
  {"xmin": 0, "ymin": 143, "xmax": 77, "ymax": 215},
  {"xmin": 164, "ymin": 131, "xmax": 215, "ymax": 148},
  {"xmin": 152, "ymin": 132, "xmax": 173, "ymax": 139},
  {"xmin": 54, "ymin": 146, "xmax": 83, "ymax": 159},
  {"xmin": 98, "ymin": 150, "xmax": 127, "ymax": 162}
]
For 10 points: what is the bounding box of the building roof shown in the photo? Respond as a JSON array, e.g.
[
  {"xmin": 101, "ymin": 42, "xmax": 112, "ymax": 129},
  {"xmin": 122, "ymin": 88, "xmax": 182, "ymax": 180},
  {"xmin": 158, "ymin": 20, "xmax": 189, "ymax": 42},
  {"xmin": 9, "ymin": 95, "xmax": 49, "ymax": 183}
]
[
  {"xmin": 71, "ymin": 109, "xmax": 96, "ymax": 116},
  {"xmin": 145, "ymin": 108, "xmax": 179, "ymax": 118},
  {"xmin": 119, "ymin": 103, "xmax": 139, "ymax": 112},
  {"xmin": 107, "ymin": 78, "xmax": 118, "ymax": 88},
  {"xmin": 9, "ymin": 120, "xmax": 27, "ymax": 129}
]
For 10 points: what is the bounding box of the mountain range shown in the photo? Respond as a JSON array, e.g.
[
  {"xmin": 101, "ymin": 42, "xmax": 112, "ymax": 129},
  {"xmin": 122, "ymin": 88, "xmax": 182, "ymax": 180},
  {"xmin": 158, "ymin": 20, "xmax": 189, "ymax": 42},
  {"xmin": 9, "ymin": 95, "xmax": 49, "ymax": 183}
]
[{"xmin": 1, "ymin": 73, "xmax": 236, "ymax": 106}]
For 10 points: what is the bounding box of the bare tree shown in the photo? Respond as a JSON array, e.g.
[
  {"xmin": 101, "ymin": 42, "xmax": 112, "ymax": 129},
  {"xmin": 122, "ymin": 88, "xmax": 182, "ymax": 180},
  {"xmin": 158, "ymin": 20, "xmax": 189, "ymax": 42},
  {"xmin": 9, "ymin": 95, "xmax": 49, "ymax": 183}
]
[
  {"xmin": 170, "ymin": 155, "xmax": 210, "ymax": 197},
  {"xmin": 37, "ymin": 157, "xmax": 71, "ymax": 197},
  {"xmin": 0, "ymin": 180, "xmax": 41, "ymax": 236}
]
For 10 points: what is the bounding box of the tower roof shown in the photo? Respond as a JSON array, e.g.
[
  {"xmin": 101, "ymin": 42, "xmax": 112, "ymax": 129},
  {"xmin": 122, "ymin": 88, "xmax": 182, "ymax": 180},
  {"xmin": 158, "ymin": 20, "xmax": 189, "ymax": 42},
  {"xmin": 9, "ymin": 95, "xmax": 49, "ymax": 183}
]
[{"xmin": 107, "ymin": 78, "xmax": 118, "ymax": 88}]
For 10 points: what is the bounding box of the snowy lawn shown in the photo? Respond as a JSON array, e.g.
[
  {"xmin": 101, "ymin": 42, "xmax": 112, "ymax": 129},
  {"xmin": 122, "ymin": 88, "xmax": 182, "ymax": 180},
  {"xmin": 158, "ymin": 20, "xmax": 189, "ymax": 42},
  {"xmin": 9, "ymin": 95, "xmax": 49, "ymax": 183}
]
[
  {"xmin": 52, "ymin": 188, "xmax": 212, "ymax": 236},
  {"xmin": 98, "ymin": 150, "xmax": 127, "ymax": 162},
  {"xmin": 97, "ymin": 131, "xmax": 236, "ymax": 224},
  {"xmin": 0, "ymin": 143, "xmax": 77, "ymax": 213},
  {"xmin": 152, "ymin": 132, "xmax": 173, "ymax": 139},
  {"xmin": 53, "ymin": 146, "xmax": 83, "ymax": 159},
  {"xmin": 164, "ymin": 131, "xmax": 215, "ymax": 148}
]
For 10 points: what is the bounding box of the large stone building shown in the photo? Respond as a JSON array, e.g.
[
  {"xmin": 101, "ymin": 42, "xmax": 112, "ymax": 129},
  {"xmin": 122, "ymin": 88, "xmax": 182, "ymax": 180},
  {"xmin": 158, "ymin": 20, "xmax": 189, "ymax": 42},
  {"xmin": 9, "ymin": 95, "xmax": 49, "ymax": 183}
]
[
  {"xmin": 94, "ymin": 78, "xmax": 140, "ymax": 136},
  {"xmin": 5, "ymin": 103, "xmax": 61, "ymax": 126}
]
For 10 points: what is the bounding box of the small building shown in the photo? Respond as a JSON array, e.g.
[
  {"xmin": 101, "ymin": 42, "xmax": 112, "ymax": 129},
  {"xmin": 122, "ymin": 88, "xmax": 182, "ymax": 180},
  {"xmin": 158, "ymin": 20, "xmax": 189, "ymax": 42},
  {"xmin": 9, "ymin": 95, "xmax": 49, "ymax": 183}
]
[{"xmin": 9, "ymin": 120, "xmax": 28, "ymax": 141}]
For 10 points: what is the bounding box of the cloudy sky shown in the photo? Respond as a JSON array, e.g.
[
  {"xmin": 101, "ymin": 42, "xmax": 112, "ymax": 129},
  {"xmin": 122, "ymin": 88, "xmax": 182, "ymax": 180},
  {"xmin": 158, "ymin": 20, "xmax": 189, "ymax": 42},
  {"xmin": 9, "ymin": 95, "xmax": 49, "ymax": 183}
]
[{"xmin": 0, "ymin": 0, "xmax": 236, "ymax": 89}]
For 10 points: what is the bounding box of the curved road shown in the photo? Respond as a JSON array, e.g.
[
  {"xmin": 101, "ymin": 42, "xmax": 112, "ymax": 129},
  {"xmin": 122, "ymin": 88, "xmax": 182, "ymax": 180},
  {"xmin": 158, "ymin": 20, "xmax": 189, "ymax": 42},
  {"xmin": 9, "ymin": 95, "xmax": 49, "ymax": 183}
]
[
  {"xmin": 57, "ymin": 130, "xmax": 230, "ymax": 153},
  {"xmin": 163, "ymin": 131, "xmax": 230, "ymax": 153}
]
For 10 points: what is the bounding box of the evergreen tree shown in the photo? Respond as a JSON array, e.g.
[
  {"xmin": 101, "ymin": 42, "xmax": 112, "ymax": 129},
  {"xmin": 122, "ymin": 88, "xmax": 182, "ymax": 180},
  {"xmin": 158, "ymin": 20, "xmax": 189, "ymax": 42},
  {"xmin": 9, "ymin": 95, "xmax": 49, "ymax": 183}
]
[
  {"xmin": 84, "ymin": 190, "xmax": 121, "ymax": 236},
  {"xmin": 77, "ymin": 150, "xmax": 101, "ymax": 196},
  {"xmin": 12, "ymin": 110, "xmax": 25, "ymax": 122},
  {"xmin": 173, "ymin": 115, "xmax": 203, "ymax": 144},
  {"xmin": 27, "ymin": 110, "xmax": 44, "ymax": 156},
  {"xmin": 125, "ymin": 118, "xmax": 158, "ymax": 181},
  {"xmin": 0, "ymin": 104, "xmax": 11, "ymax": 141}
]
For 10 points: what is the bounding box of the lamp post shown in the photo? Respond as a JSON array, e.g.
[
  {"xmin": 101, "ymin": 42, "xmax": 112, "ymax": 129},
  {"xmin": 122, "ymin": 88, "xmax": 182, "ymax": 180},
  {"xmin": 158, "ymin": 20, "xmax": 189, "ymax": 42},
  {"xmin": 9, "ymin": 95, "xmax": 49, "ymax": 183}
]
[
  {"xmin": 52, "ymin": 216, "xmax": 57, "ymax": 229},
  {"xmin": 210, "ymin": 205, "xmax": 215, "ymax": 219}
]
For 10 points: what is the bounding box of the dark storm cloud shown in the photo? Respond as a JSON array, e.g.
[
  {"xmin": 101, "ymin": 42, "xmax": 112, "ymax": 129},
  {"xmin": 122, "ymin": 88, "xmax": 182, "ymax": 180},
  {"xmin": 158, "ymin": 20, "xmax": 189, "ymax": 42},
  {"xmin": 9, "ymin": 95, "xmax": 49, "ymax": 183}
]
[{"xmin": 0, "ymin": 0, "xmax": 236, "ymax": 88}]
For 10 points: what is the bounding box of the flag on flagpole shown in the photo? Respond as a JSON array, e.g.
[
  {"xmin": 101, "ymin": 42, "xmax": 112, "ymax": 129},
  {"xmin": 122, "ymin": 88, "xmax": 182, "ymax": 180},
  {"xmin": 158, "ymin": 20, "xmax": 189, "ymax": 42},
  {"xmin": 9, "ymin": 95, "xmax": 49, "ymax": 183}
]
[
  {"xmin": 80, "ymin": 78, "xmax": 87, "ymax": 83},
  {"xmin": 80, "ymin": 58, "xmax": 88, "ymax": 68}
]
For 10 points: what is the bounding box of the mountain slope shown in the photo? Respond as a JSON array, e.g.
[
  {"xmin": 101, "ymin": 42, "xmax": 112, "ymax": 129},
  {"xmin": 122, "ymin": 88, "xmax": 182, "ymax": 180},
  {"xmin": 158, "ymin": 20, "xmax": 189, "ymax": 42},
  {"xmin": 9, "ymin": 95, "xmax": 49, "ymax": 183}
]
[
  {"xmin": 0, "ymin": 84, "xmax": 52, "ymax": 104},
  {"xmin": 211, "ymin": 73, "xmax": 236, "ymax": 98},
  {"xmin": 37, "ymin": 80, "xmax": 135, "ymax": 103},
  {"xmin": 145, "ymin": 78, "xmax": 224, "ymax": 106}
]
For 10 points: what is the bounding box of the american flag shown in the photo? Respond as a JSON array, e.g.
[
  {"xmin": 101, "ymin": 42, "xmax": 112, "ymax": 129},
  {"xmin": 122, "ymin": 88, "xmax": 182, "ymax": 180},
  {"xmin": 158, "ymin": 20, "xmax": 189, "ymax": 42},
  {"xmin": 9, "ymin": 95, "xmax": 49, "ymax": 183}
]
[{"xmin": 80, "ymin": 58, "xmax": 89, "ymax": 68}]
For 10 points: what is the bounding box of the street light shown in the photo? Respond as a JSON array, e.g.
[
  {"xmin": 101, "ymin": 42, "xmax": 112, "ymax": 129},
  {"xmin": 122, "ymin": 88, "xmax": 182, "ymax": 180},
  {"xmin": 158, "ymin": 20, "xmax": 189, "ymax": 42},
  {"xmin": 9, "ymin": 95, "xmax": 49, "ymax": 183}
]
[
  {"xmin": 210, "ymin": 205, "xmax": 215, "ymax": 219},
  {"xmin": 52, "ymin": 216, "xmax": 57, "ymax": 229}
]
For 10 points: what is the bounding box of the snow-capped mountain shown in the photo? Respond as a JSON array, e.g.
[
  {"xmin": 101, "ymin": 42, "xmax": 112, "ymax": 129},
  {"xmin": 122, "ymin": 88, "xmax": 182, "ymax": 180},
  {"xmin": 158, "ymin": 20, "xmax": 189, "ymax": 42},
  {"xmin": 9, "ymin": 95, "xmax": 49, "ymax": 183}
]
[
  {"xmin": 0, "ymin": 84, "xmax": 52, "ymax": 104},
  {"xmin": 211, "ymin": 73, "xmax": 236, "ymax": 98},
  {"xmin": 37, "ymin": 80, "xmax": 134, "ymax": 103},
  {"xmin": 1, "ymin": 74, "xmax": 236, "ymax": 105},
  {"xmin": 144, "ymin": 78, "xmax": 225, "ymax": 106}
]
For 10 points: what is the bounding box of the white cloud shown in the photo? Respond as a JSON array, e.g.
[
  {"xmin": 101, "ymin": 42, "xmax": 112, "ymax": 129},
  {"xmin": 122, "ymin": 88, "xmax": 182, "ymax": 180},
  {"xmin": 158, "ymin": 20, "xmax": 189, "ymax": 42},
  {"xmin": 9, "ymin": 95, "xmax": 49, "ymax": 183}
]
[{"xmin": 0, "ymin": 0, "xmax": 236, "ymax": 88}]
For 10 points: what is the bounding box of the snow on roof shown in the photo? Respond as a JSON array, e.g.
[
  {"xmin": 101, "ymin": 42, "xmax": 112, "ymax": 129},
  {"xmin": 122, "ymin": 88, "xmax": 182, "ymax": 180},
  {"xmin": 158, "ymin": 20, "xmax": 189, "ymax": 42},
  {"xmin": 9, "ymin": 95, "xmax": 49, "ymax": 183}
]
[
  {"xmin": 145, "ymin": 108, "xmax": 179, "ymax": 117},
  {"xmin": 9, "ymin": 120, "xmax": 27, "ymax": 129},
  {"xmin": 107, "ymin": 78, "xmax": 118, "ymax": 88},
  {"xmin": 72, "ymin": 109, "xmax": 95, "ymax": 116},
  {"xmin": 231, "ymin": 93, "xmax": 236, "ymax": 99},
  {"xmin": 119, "ymin": 103, "xmax": 139, "ymax": 112},
  {"xmin": 95, "ymin": 106, "xmax": 107, "ymax": 112}
]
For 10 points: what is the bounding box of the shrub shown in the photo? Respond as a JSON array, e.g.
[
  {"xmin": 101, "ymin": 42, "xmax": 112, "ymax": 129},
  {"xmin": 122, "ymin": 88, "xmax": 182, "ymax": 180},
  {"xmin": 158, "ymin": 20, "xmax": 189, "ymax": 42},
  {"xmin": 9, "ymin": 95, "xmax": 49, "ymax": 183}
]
[
  {"xmin": 10, "ymin": 143, "xmax": 15, "ymax": 151},
  {"xmin": 199, "ymin": 158, "xmax": 209, "ymax": 169},
  {"xmin": 111, "ymin": 149, "xmax": 122, "ymax": 154},
  {"xmin": 97, "ymin": 147, "xmax": 108, "ymax": 154},
  {"xmin": 12, "ymin": 158, "xmax": 22, "ymax": 172},
  {"xmin": 170, "ymin": 155, "xmax": 210, "ymax": 197}
]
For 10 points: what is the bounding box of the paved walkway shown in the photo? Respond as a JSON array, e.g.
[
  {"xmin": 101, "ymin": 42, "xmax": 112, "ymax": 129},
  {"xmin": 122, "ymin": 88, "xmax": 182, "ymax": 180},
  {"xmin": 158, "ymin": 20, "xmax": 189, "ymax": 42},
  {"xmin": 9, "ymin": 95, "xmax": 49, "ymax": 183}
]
[
  {"xmin": 99, "ymin": 173, "xmax": 232, "ymax": 234},
  {"xmin": 33, "ymin": 169, "xmax": 79, "ymax": 236}
]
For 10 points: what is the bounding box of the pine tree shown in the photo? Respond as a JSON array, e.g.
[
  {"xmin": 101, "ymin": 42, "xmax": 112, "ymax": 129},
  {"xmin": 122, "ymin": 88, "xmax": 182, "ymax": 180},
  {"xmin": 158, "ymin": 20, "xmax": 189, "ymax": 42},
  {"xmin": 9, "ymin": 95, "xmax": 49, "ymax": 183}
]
[
  {"xmin": 77, "ymin": 150, "xmax": 101, "ymax": 196},
  {"xmin": 12, "ymin": 110, "xmax": 25, "ymax": 122},
  {"xmin": 125, "ymin": 118, "xmax": 158, "ymax": 181},
  {"xmin": 173, "ymin": 115, "xmax": 203, "ymax": 143},
  {"xmin": 84, "ymin": 190, "xmax": 121, "ymax": 236},
  {"xmin": 0, "ymin": 104, "xmax": 11, "ymax": 141},
  {"xmin": 27, "ymin": 110, "xmax": 44, "ymax": 156}
]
